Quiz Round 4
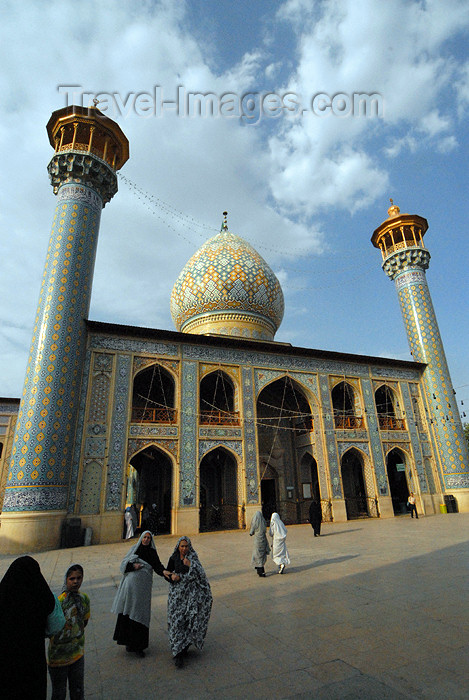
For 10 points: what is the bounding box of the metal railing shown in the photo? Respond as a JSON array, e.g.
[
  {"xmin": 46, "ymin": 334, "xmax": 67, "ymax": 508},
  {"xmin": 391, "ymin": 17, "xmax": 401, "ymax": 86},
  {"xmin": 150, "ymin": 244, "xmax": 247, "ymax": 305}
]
[
  {"xmin": 131, "ymin": 406, "xmax": 177, "ymax": 423},
  {"xmin": 378, "ymin": 416, "xmax": 405, "ymax": 430},
  {"xmin": 334, "ymin": 414, "xmax": 365, "ymax": 429},
  {"xmin": 200, "ymin": 410, "xmax": 240, "ymax": 426}
]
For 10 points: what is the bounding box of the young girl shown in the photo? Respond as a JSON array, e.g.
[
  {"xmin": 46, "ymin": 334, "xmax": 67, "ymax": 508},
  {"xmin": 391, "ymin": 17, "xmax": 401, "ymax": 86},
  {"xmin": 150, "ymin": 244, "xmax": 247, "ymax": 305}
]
[{"xmin": 48, "ymin": 564, "xmax": 90, "ymax": 700}]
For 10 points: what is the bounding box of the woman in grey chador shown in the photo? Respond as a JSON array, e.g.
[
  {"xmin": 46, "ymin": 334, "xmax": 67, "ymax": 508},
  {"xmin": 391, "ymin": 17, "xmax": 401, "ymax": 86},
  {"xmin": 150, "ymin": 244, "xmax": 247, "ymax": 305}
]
[
  {"xmin": 249, "ymin": 510, "xmax": 271, "ymax": 577},
  {"xmin": 111, "ymin": 531, "xmax": 170, "ymax": 657}
]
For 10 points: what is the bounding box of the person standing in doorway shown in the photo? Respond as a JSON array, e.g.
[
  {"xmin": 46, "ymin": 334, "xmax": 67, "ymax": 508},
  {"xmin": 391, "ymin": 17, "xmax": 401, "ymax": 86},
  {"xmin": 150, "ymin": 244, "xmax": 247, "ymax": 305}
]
[
  {"xmin": 408, "ymin": 492, "xmax": 419, "ymax": 519},
  {"xmin": 308, "ymin": 499, "xmax": 322, "ymax": 537}
]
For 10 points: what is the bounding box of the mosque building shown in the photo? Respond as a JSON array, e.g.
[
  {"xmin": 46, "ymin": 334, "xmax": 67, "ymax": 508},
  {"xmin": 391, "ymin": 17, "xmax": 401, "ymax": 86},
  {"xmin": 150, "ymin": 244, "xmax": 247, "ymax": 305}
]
[{"xmin": 0, "ymin": 105, "xmax": 468, "ymax": 553}]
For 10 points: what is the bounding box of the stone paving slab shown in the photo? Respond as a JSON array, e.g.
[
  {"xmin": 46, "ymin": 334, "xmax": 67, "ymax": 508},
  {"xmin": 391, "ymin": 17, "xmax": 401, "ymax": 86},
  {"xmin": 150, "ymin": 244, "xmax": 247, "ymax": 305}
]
[{"xmin": 1, "ymin": 513, "xmax": 468, "ymax": 699}]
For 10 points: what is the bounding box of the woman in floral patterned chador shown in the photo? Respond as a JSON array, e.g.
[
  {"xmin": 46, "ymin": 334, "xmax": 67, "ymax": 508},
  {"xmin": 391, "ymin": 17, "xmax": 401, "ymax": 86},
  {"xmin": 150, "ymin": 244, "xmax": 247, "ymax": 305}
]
[{"xmin": 166, "ymin": 536, "xmax": 212, "ymax": 668}]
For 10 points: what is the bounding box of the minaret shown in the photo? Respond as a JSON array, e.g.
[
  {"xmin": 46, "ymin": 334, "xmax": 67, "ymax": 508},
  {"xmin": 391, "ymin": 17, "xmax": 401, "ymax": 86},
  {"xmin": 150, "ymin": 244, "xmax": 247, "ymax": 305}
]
[
  {"xmin": 1, "ymin": 105, "xmax": 129, "ymax": 551},
  {"xmin": 372, "ymin": 201, "xmax": 469, "ymax": 509}
]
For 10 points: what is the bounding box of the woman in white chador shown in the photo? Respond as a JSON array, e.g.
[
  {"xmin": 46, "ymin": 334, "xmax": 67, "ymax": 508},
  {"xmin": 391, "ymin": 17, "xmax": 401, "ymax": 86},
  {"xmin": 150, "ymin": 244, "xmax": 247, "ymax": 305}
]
[{"xmin": 269, "ymin": 512, "xmax": 290, "ymax": 574}]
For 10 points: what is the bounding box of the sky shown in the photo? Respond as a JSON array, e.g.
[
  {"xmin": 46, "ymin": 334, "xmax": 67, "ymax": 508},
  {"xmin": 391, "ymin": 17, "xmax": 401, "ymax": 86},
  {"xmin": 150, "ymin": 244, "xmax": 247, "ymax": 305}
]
[{"xmin": 0, "ymin": 0, "xmax": 468, "ymax": 421}]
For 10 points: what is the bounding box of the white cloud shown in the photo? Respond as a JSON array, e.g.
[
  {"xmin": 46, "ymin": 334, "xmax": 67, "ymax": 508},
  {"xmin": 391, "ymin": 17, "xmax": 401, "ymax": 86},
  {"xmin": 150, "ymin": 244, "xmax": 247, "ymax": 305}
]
[{"xmin": 267, "ymin": 0, "xmax": 469, "ymax": 212}]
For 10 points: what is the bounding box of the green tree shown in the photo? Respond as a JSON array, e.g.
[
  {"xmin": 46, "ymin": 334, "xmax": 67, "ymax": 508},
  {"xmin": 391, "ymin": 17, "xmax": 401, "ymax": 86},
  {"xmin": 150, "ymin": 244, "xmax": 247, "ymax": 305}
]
[{"xmin": 465, "ymin": 423, "xmax": 469, "ymax": 451}]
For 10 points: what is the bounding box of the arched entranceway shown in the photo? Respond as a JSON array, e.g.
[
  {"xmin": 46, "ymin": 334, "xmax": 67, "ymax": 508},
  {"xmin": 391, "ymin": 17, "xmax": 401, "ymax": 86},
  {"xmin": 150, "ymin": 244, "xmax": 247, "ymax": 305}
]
[
  {"xmin": 128, "ymin": 446, "xmax": 173, "ymax": 534},
  {"xmin": 260, "ymin": 462, "xmax": 278, "ymax": 520},
  {"xmin": 386, "ymin": 448, "xmax": 410, "ymax": 515},
  {"xmin": 257, "ymin": 376, "xmax": 314, "ymax": 523},
  {"xmin": 341, "ymin": 448, "xmax": 368, "ymax": 519},
  {"xmin": 299, "ymin": 453, "xmax": 320, "ymax": 521},
  {"xmin": 199, "ymin": 447, "xmax": 239, "ymax": 531}
]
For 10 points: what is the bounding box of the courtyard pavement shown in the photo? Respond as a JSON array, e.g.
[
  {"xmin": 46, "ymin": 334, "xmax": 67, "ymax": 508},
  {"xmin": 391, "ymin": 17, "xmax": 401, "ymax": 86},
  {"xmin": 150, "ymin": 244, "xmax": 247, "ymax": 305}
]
[{"xmin": 1, "ymin": 512, "xmax": 468, "ymax": 699}]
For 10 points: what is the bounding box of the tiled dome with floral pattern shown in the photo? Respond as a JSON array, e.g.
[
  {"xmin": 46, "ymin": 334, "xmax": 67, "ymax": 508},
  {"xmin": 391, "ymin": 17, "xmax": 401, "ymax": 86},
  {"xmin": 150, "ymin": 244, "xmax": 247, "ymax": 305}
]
[{"xmin": 170, "ymin": 218, "xmax": 284, "ymax": 340}]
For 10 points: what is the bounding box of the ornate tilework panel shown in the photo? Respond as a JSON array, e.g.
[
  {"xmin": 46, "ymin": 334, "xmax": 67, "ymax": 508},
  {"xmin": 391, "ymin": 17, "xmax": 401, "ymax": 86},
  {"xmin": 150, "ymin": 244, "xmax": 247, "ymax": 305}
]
[
  {"xmin": 361, "ymin": 378, "xmax": 388, "ymax": 495},
  {"xmin": 445, "ymin": 474, "xmax": 469, "ymax": 489},
  {"xmin": 242, "ymin": 366, "xmax": 259, "ymax": 503},
  {"xmin": 90, "ymin": 335, "xmax": 178, "ymax": 356},
  {"xmin": 0, "ymin": 404, "xmax": 19, "ymax": 414},
  {"xmin": 179, "ymin": 361, "xmax": 197, "ymax": 505},
  {"xmin": 129, "ymin": 425, "xmax": 178, "ymax": 437},
  {"xmin": 318, "ymin": 373, "xmax": 341, "ymax": 498},
  {"xmin": 84, "ymin": 437, "xmax": 106, "ymax": 459},
  {"xmin": 79, "ymin": 460, "xmax": 102, "ymax": 514},
  {"xmin": 199, "ymin": 427, "xmax": 242, "ymax": 439},
  {"xmin": 198, "ymin": 440, "xmax": 243, "ymax": 460},
  {"xmin": 423, "ymin": 457, "xmax": 437, "ymax": 494},
  {"xmin": 105, "ymin": 354, "xmax": 131, "ymax": 510},
  {"xmin": 127, "ymin": 438, "xmax": 178, "ymax": 460},
  {"xmin": 133, "ymin": 356, "xmax": 179, "ymax": 377},
  {"xmin": 1, "ymin": 486, "xmax": 68, "ymax": 511},
  {"xmin": 401, "ymin": 382, "xmax": 427, "ymax": 493},
  {"xmin": 380, "ymin": 431, "xmax": 409, "ymax": 443},
  {"xmin": 89, "ymin": 373, "xmax": 111, "ymax": 423},
  {"xmin": 338, "ymin": 442, "xmax": 370, "ymax": 457},
  {"xmin": 69, "ymin": 348, "xmax": 93, "ymax": 512},
  {"xmin": 183, "ymin": 343, "xmax": 408, "ymax": 380}
]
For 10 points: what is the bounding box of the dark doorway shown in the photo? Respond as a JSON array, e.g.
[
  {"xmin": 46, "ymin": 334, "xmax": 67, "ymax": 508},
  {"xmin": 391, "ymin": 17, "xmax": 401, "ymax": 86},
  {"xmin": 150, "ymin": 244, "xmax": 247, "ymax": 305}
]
[
  {"xmin": 256, "ymin": 376, "xmax": 313, "ymax": 524},
  {"xmin": 261, "ymin": 478, "xmax": 277, "ymax": 520},
  {"xmin": 386, "ymin": 449, "xmax": 410, "ymax": 515},
  {"xmin": 199, "ymin": 448, "xmax": 239, "ymax": 531},
  {"xmin": 129, "ymin": 446, "xmax": 172, "ymax": 534},
  {"xmin": 341, "ymin": 449, "xmax": 368, "ymax": 519}
]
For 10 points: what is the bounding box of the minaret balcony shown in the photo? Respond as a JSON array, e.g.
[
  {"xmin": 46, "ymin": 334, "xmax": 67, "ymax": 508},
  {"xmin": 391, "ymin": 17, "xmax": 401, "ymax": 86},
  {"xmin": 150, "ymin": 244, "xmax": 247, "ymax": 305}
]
[
  {"xmin": 131, "ymin": 406, "xmax": 177, "ymax": 424},
  {"xmin": 200, "ymin": 410, "xmax": 240, "ymax": 426},
  {"xmin": 334, "ymin": 414, "xmax": 365, "ymax": 429},
  {"xmin": 378, "ymin": 416, "xmax": 406, "ymax": 430}
]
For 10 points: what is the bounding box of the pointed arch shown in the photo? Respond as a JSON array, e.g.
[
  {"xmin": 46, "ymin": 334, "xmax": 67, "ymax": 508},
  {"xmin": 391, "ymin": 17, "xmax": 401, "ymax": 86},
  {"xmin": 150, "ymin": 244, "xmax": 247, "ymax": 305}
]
[
  {"xmin": 199, "ymin": 369, "xmax": 239, "ymax": 425},
  {"xmin": 128, "ymin": 444, "xmax": 175, "ymax": 534},
  {"xmin": 199, "ymin": 446, "xmax": 241, "ymax": 531},
  {"xmin": 375, "ymin": 385, "xmax": 405, "ymax": 430},
  {"xmin": 256, "ymin": 375, "xmax": 315, "ymax": 524},
  {"xmin": 340, "ymin": 447, "xmax": 370, "ymax": 520},
  {"xmin": 331, "ymin": 381, "xmax": 364, "ymax": 429},
  {"xmin": 385, "ymin": 447, "xmax": 411, "ymax": 515},
  {"xmin": 132, "ymin": 363, "xmax": 176, "ymax": 424}
]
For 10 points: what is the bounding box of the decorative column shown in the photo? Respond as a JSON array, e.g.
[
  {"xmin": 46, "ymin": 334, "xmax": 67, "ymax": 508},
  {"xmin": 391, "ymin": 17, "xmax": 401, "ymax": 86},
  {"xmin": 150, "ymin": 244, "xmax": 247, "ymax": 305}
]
[
  {"xmin": 1, "ymin": 106, "xmax": 129, "ymax": 551},
  {"xmin": 372, "ymin": 201, "xmax": 469, "ymax": 511}
]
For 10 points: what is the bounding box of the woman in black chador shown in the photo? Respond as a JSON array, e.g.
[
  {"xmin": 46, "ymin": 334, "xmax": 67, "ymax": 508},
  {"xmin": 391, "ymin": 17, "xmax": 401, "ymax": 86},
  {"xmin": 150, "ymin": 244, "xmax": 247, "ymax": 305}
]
[
  {"xmin": 309, "ymin": 499, "xmax": 322, "ymax": 537},
  {"xmin": 0, "ymin": 556, "xmax": 56, "ymax": 699}
]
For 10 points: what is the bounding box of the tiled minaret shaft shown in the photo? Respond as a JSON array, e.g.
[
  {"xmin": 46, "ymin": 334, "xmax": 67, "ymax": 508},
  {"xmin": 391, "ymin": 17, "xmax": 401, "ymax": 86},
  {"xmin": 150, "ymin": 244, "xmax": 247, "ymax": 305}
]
[
  {"xmin": 372, "ymin": 202, "xmax": 469, "ymax": 493},
  {"xmin": 2, "ymin": 106, "xmax": 128, "ymax": 549}
]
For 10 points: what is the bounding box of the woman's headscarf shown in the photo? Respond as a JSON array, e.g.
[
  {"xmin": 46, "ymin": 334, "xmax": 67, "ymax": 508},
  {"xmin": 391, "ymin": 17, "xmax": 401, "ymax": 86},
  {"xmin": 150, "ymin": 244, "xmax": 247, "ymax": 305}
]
[
  {"xmin": 0, "ymin": 556, "xmax": 54, "ymax": 624},
  {"xmin": 270, "ymin": 512, "xmax": 288, "ymax": 538},
  {"xmin": 120, "ymin": 530, "xmax": 157, "ymax": 573},
  {"xmin": 61, "ymin": 563, "xmax": 85, "ymax": 617},
  {"xmin": 171, "ymin": 535, "xmax": 200, "ymax": 563},
  {"xmin": 0, "ymin": 556, "xmax": 54, "ymax": 627}
]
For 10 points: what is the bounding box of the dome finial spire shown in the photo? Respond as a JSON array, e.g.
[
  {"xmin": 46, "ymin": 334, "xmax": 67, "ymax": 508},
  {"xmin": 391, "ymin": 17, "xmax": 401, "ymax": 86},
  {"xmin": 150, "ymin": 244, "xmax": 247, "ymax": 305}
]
[
  {"xmin": 221, "ymin": 211, "xmax": 228, "ymax": 231},
  {"xmin": 387, "ymin": 198, "xmax": 400, "ymax": 219}
]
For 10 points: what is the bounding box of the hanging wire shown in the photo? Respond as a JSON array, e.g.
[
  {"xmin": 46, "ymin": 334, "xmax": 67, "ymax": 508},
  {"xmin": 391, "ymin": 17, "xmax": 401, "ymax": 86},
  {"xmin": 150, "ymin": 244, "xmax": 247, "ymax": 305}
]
[{"xmin": 117, "ymin": 173, "xmax": 372, "ymax": 272}]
